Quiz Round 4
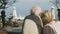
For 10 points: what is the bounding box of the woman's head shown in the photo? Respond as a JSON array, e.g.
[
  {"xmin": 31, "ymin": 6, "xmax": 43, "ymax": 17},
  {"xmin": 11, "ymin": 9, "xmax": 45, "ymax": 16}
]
[{"xmin": 41, "ymin": 10, "xmax": 53, "ymax": 25}]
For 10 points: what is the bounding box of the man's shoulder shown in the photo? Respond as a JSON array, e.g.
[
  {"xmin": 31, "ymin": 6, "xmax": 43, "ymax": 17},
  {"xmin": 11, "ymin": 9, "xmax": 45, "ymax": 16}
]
[
  {"xmin": 26, "ymin": 15, "xmax": 39, "ymax": 17},
  {"xmin": 25, "ymin": 15, "xmax": 39, "ymax": 20}
]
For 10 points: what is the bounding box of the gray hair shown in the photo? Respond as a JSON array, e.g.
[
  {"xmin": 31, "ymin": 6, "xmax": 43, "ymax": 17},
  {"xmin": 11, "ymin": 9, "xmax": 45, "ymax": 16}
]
[{"xmin": 31, "ymin": 6, "xmax": 42, "ymax": 16}]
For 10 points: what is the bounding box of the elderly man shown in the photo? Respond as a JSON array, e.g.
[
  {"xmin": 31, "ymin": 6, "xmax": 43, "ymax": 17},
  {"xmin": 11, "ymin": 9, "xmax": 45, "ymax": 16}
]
[{"xmin": 22, "ymin": 6, "xmax": 43, "ymax": 34}]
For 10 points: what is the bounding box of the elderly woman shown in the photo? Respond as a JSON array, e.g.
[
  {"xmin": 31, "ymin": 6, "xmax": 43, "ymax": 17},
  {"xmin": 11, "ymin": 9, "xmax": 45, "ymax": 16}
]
[
  {"xmin": 41, "ymin": 11, "xmax": 60, "ymax": 34},
  {"xmin": 22, "ymin": 6, "xmax": 43, "ymax": 34}
]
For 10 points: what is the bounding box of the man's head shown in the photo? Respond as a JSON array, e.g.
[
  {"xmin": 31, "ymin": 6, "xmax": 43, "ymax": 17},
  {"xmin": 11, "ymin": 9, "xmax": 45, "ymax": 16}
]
[{"xmin": 31, "ymin": 6, "xmax": 42, "ymax": 16}]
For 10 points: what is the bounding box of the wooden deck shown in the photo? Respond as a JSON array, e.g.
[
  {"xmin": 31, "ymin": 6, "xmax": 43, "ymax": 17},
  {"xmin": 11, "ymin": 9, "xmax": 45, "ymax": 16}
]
[{"xmin": 0, "ymin": 32, "xmax": 21, "ymax": 34}]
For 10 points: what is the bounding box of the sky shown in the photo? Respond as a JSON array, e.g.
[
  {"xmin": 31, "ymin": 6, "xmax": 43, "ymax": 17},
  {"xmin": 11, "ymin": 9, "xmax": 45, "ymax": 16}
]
[{"xmin": 5, "ymin": 0, "xmax": 58, "ymax": 20}]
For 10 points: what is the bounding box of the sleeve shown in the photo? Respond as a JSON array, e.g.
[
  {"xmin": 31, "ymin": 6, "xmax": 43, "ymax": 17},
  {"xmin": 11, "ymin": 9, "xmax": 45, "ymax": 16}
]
[
  {"xmin": 23, "ymin": 19, "xmax": 38, "ymax": 34},
  {"xmin": 43, "ymin": 26, "xmax": 55, "ymax": 34}
]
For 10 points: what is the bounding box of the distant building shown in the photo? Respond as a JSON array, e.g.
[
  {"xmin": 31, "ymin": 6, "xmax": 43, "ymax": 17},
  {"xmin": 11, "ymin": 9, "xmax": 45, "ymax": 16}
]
[
  {"xmin": 12, "ymin": 7, "xmax": 17, "ymax": 21},
  {"xmin": 51, "ymin": 6, "xmax": 55, "ymax": 20},
  {"xmin": 12, "ymin": 7, "xmax": 25, "ymax": 22},
  {"xmin": 18, "ymin": 15, "xmax": 25, "ymax": 20}
]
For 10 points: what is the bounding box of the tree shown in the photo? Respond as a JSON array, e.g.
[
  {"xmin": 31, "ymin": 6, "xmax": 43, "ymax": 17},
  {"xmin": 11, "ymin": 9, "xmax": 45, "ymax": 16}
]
[
  {"xmin": 0, "ymin": 0, "xmax": 17, "ymax": 9},
  {"xmin": 0, "ymin": 0, "xmax": 17, "ymax": 27}
]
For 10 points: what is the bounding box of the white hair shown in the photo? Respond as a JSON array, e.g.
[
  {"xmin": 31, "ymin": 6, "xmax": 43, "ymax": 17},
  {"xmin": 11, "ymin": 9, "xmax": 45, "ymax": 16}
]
[{"xmin": 31, "ymin": 6, "xmax": 42, "ymax": 16}]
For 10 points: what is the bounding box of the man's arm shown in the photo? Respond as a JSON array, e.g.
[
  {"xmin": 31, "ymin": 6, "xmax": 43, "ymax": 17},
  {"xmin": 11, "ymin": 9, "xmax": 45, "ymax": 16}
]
[{"xmin": 23, "ymin": 19, "xmax": 38, "ymax": 34}]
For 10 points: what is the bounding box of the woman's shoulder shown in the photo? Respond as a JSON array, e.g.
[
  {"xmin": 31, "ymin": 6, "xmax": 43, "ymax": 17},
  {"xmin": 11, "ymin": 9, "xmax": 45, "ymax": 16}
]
[
  {"xmin": 54, "ymin": 21, "xmax": 60, "ymax": 27},
  {"xmin": 56, "ymin": 21, "xmax": 60, "ymax": 24},
  {"xmin": 44, "ymin": 21, "xmax": 60, "ymax": 27},
  {"xmin": 43, "ymin": 24, "xmax": 51, "ymax": 28},
  {"xmin": 44, "ymin": 24, "xmax": 52, "ymax": 27},
  {"xmin": 53, "ymin": 21, "xmax": 60, "ymax": 26},
  {"xmin": 43, "ymin": 21, "xmax": 60, "ymax": 29},
  {"xmin": 43, "ymin": 24, "xmax": 54, "ymax": 30}
]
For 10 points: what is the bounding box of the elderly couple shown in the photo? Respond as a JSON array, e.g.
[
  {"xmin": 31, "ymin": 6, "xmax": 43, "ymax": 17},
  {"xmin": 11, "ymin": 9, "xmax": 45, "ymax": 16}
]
[{"xmin": 22, "ymin": 6, "xmax": 60, "ymax": 34}]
